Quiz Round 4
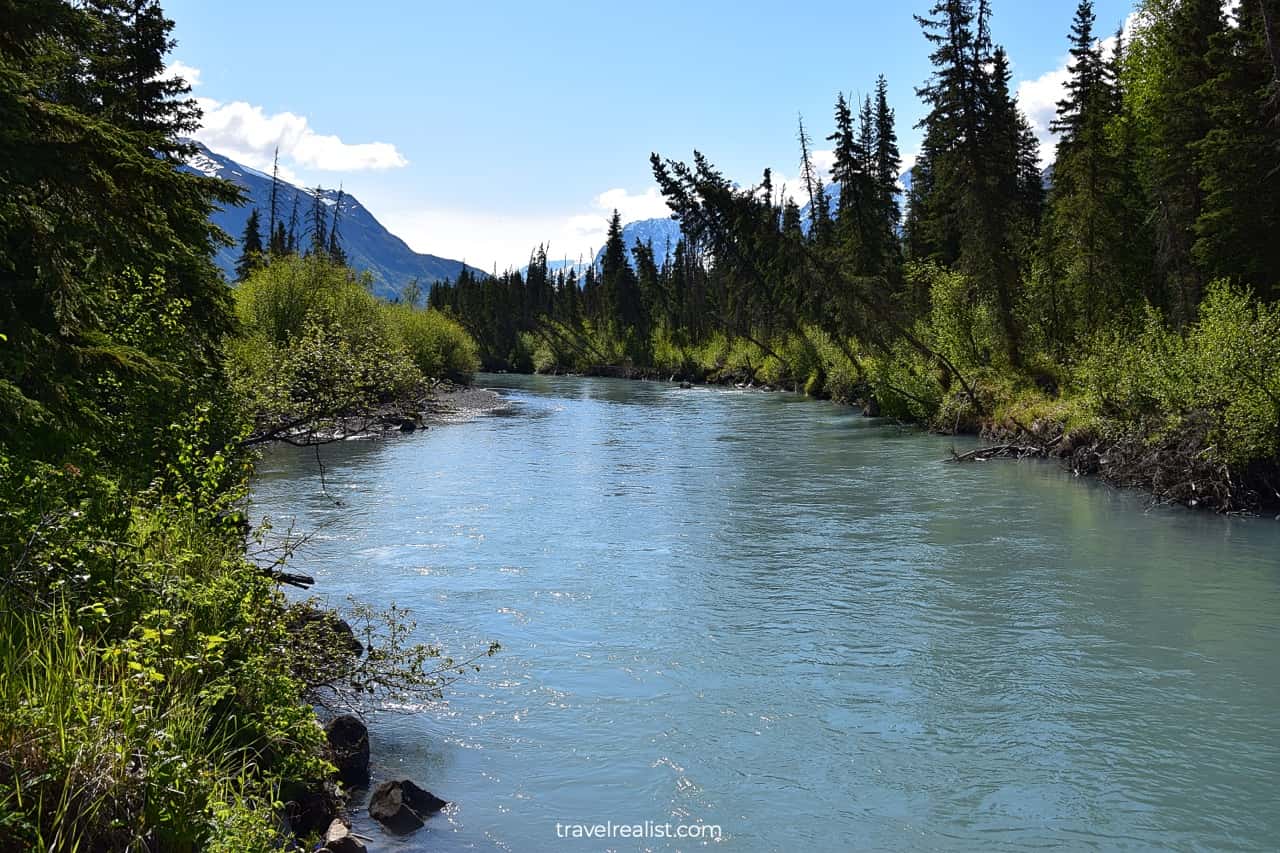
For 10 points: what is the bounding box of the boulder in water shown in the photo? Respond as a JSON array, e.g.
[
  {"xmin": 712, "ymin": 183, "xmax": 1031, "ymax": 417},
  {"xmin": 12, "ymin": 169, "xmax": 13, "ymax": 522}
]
[
  {"xmin": 321, "ymin": 818, "xmax": 367, "ymax": 853},
  {"xmin": 324, "ymin": 714, "xmax": 370, "ymax": 787},
  {"xmin": 368, "ymin": 779, "xmax": 447, "ymax": 834}
]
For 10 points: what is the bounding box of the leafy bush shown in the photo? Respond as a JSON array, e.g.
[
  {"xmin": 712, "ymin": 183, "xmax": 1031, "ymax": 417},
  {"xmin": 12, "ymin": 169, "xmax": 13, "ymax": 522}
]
[
  {"xmin": 228, "ymin": 256, "xmax": 422, "ymax": 433},
  {"xmin": 383, "ymin": 303, "xmax": 480, "ymax": 383},
  {"xmin": 0, "ymin": 420, "xmax": 330, "ymax": 851},
  {"xmin": 1080, "ymin": 281, "xmax": 1280, "ymax": 466}
]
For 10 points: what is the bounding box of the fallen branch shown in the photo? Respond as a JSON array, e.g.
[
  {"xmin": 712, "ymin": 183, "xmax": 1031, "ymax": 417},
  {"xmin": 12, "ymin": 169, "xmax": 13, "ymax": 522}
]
[
  {"xmin": 948, "ymin": 444, "xmax": 1044, "ymax": 462},
  {"xmin": 258, "ymin": 567, "xmax": 315, "ymax": 589}
]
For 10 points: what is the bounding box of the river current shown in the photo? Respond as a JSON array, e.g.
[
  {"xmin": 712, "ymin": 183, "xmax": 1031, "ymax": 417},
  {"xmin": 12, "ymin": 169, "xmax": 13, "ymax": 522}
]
[{"xmin": 251, "ymin": 374, "xmax": 1280, "ymax": 851}]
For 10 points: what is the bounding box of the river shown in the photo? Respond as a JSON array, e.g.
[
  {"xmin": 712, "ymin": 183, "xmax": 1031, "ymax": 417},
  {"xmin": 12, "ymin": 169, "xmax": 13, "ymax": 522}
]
[{"xmin": 251, "ymin": 373, "xmax": 1280, "ymax": 851}]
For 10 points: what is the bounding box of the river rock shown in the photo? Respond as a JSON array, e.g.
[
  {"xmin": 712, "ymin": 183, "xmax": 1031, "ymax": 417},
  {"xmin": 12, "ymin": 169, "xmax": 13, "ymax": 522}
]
[
  {"xmin": 368, "ymin": 779, "xmax": 447, "ymax": 834},
  {"xmin": 321, "ymin": 818, "xmax": 367, "ymax": 853},
  {"xmin": 283, "ymin": 780, "xmax": 340, "ymax": 838},
  {"xmin": 288, "ymin": 605, "xmax": 364, "ymax": 658},
  {"xmin": 679, "ymin": 381, "xmax": 693, "ymax": 389},
  {"xmin": 325, "ymin": 714, "xmax": 370, "ymax": 787}
]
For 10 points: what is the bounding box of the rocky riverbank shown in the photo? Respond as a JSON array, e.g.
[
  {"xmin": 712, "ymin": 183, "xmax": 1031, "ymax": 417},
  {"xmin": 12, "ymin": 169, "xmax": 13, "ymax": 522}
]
[{"xmin": 279, "ymin": 382, "xmax": 514, "ymax": 444}]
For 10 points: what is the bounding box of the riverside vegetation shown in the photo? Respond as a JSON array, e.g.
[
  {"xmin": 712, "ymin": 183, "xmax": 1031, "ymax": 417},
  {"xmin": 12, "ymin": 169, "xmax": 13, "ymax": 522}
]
[
  {"xmin": 429, "ymin": 0, "xmax": 1280, "ymax": 512},
  {"xmin": 0, "ymin": 1, "xmax": 483, "ymax": 849},
  {"xmin": 1, "ymin": 0, "xmax": 1278, "ymax": 848}
]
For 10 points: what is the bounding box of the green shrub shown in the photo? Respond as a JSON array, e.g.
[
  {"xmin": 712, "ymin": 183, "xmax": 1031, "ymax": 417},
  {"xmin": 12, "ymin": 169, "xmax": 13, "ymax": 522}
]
[
  {"xmin": 383, "ymin": 303, "xmax": 480, "ymax": 383},
  {"xmin": 228, "ymin": 256, "xmax": 422, "ymax": 432},
  {"xmin": 806, "ymin": 327, "xmax": 863, "ymax": 402},
  {"xmin": 1079, "ymin": 281, "xmax": 1280, "ymax": 466},
  {"xmin": 0, "ymin": 420, "xmax": 331, "ymax": 851}
]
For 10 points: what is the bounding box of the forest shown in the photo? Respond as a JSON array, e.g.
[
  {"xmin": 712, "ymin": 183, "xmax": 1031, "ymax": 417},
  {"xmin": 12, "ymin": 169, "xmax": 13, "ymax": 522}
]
[
  {"xmin": 430, "ymin": 0, "xmax": 1280, "ymax": 511},
  {"xmin": 0, "ymin": 1, "xmax": 479, "ymax": 848}
]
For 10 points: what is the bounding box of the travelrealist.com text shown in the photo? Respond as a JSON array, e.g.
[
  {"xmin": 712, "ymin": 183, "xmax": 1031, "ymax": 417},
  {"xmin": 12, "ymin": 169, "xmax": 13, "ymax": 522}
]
[{"xmin": 555, "ymin": 821, "xmax": 723, "ymax": 841}]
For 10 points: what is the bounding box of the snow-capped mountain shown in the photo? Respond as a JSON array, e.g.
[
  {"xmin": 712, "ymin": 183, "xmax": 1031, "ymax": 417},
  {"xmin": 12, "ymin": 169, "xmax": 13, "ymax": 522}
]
[
  {"xmin": 519, "ymin": 258, "xmax": 594, "ymax": 280},
  {"xmin": 592, "ymin": 216, "xmax": 684, "ymax": 271},
  {"xmin": 180, "ymin": 141, "xmax": 482, "ymax": 300}
]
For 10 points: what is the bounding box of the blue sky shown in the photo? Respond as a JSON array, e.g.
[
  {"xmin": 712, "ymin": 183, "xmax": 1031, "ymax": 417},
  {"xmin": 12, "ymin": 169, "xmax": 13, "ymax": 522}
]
[{"xmin": 164, "ymin": 0, "xmax": 1139, "ymax": 270}]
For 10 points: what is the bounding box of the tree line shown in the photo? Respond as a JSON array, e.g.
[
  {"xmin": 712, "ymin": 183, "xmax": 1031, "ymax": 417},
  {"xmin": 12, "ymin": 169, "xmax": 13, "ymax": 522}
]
[
  {"xmin": 430, "ymin": 0, "xmax": 1280, "ymax": 509},
  {"xmin": 234, "ymin": 155, "xmax": 349, "ymax": 282}
]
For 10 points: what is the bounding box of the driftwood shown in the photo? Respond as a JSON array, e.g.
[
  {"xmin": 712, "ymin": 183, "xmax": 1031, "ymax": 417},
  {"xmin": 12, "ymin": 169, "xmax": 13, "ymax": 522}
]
[
  {"xmin": 948, "ymin": 443, "xmax": 1045, "ymax": 462},
  {"xmin": 259, "ymin": 567, "xmax": 316, "ymax": 589}
]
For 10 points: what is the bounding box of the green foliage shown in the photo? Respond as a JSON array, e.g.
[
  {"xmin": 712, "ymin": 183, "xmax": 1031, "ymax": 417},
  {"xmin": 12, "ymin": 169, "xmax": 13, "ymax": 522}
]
[
  {"xmin": 0, "ymin": 432, "xmax": 329, "ymax": 850},
  {"xmin": 287, "ymin": 598, "xmax": 500, "ymax": 712},
  {"xmin": 0, "ymin": 5, "xmax": 491, "ymax": 847},
  {"xmin": 383, "ymin": 302, "xmax": 480, "ymax": 383},
  {"xmin": 228, "ymin": 255, "xmax": 422, "ymax": 437},
  {"xmin": 1080, "ymin": 282, "xmax": 1280, "ymax": 466}
]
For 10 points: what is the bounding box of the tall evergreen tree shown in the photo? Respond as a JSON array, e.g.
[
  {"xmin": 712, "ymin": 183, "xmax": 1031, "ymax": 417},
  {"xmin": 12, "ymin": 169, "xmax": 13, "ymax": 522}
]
[
  {"xmin": 327, "ymin": 187, "xmax": 347, "ymax": 264},
  {"xmin": 267, "ymin": 146, "xmax": 282, "ymax": 253},
  {"xmin": 285, "ymin": 190, "xmax": 301, "ymax": 255},
  {"xmin": 872, "ymin": 75, "xmax": 902, "ymax": 233},
  {"xmin": 907, "ymin": 0, "xmax": 977, "ymax": 265},
  {"xmin": 1191, "ymin": 0, "xmax": 1280, "ymax": 298},
  {"xmin": 0, "ymin": 0, "xmax": 239, "ymax": 458},
  {"xmin": 911, "ymin": 0, "xmax": 1037, "ymax": 365},
  {"xmin": 600, "ymin": 210, "xmax": 648, "ymax": 359},
  {"xmin": 797, "ymin": 116, "xmax": 831, "ymax": 243},
  {"xmin": 307, "ymin": 186, "xmax": 328, "ymax": 256},
  {"xmin": 828, "ymin": 93, "xmax": 870, "ymax": 247},
  {"xmin": 1036, "ymin": 0, "xmax": 1145, "ymax": 344},
  {"xmin": 83, "ymin": 0, "xmax": 200, "ymax": 159},
  {"xmin": 235, "ymin": 208, "xmax": 264, "ymax": 282},
  {"xmin": 1128, "ymin": 0, "xmax": 1226, "ymax": 322},
  {"xmin": 271, "ymin": 221, "xmax": 288, "ymax": 257}
]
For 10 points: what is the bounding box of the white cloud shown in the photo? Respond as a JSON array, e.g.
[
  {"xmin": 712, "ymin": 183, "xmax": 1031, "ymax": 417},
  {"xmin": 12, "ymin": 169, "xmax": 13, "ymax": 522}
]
[
  {"xmin": 159, "ymin": 60, "xmax": 201, "ymax": 87},
  {"xmin": 170, "ymin": 62, "xmax": 408, "ymax": 175},
  {"xmin": 380, "ymin": 184, "xmax": 678, "ymax": 273},
  {"xmin": 379, "ymin": 206, "xmax": 602, "ymax": 274},
  {"xmin": 592, "ymin": 186, "xmax": 673, "ymax": 223},
  {"xmin": 195, "ymin": 98, "xmax": 408, "ymax": 173},
  {"xmin": 1016, "ymin": 63, "xmax": 1072, "ymax": 166}
]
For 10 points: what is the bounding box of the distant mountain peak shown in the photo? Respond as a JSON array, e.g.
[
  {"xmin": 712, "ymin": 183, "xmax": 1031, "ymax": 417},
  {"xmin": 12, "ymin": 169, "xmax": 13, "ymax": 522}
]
[
  {"xmin": 180, "ymin": 141, "xmax": 483, "ymax": 299},
  {"xmin": 593, "ymin": 217, "xmax": 684, "ymax": 271}
]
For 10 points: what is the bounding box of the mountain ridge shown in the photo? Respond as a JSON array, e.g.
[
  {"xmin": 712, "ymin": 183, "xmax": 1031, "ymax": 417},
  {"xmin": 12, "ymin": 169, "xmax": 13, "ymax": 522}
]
[{"xmin": 181, "ymin": 141, "xmax": 484, "ymax": 300}]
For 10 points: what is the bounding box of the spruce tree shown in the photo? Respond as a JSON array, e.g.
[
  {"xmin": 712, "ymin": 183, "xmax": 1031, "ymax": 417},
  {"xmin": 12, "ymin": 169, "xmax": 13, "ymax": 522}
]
[
  {"xmin": 308, "ymin": 186, "xmax": 328, "ymax": 256},
  {"xmin": 271, "ymin": 221, "xmax": 288, "ymax": 257},
  {"xmin": 908, "ymin": 0, "xmax": 977, "ymax": 266},
  {"xmin": 0, "ymin": 0, "xmax": 238, "ymax": 458},
  {"xmin": 327, "ymin": 187, "xmax": 347, "ymax": 265},
  {"xmin": 872, "ymin": 75, "xmax": 902, "ymax": 236},
  {"xmin": 268, "ymin": 146, "xmax": 282, "ymax": 252},
  {"xmin": 286, "ymin": 190, "xmax": 301, "ymax": 255},
  {"xmin": 1192, "ymin": 0, "xmax": 1280, "ymax": 298},
  {"xmin": 235, "ymin": 208, "xmax": 264, "ymax": 282},
  {"xmin": 1038, "ymin": 0, "xmax": 1143, "ymax": 342},
  {"xmin": 797, "ymin": 116, "xmax": 831, "ymax": 243},
  {"xmin": 912, "ymin": 0, "xmax": 1035, "ymax": 365},
  {"xmin": 828, "ymin": 93, "xmax": 868, "ymax": 248},
  {"xmin": 600, "ymin": 210, "xmax": 647, "ymax": 359},
  {"xmin": 1130, "ymin": 0, "xmax": 1226, "ymax": 322},
  {"xmin": 83, "ymin": 0, "xmax": 200, "ymax": 159}
]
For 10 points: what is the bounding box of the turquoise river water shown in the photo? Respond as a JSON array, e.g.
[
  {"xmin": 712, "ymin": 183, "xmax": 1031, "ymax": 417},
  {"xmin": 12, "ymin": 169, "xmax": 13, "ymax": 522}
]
[{"xmin": 251, "ymin": 374, "xmax": 1280, "ymax": 852}]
